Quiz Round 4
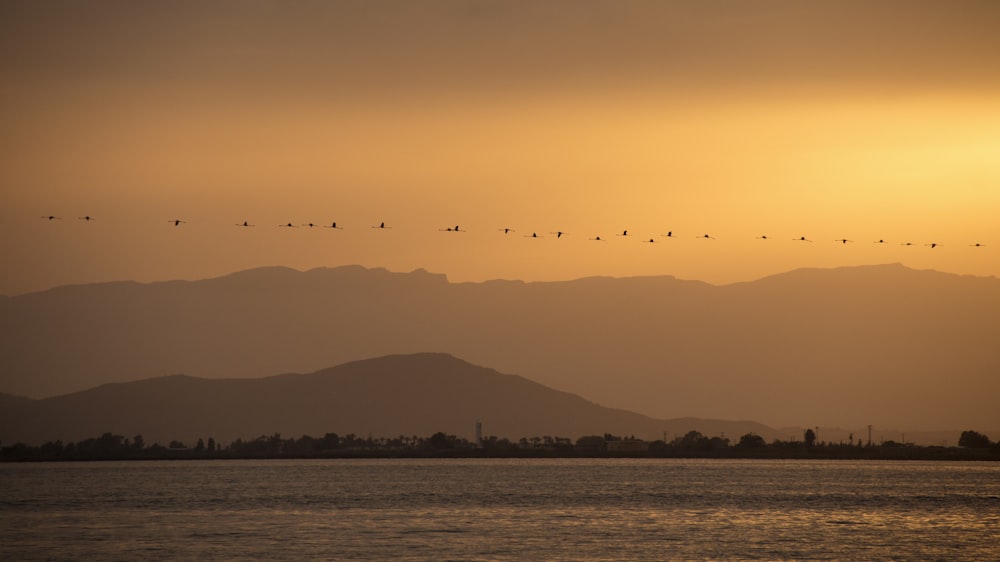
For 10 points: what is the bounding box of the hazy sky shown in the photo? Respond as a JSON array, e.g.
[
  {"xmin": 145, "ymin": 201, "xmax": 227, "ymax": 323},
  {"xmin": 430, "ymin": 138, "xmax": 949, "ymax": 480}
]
[{"xmin": 3, "ymin": 0, "xmax": 999, "ymax": 295}]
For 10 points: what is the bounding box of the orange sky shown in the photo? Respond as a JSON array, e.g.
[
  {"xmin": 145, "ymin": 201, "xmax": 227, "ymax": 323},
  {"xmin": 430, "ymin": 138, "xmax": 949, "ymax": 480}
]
[{"xmin": 2, "ymin": 0, "xmax": 999, "ymax": 295}]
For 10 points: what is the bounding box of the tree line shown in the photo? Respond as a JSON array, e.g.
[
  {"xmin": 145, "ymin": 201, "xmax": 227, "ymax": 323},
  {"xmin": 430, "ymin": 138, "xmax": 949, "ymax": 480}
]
[{"xmin": 2, "ymin": 429, "xmax": 998, "ymax": 461}]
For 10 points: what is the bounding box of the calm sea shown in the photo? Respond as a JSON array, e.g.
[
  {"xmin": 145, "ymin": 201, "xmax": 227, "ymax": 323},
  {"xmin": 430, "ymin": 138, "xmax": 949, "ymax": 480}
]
[{"xmin": 2, "ymin": 458, "xmax": 998, "ymax": 560}]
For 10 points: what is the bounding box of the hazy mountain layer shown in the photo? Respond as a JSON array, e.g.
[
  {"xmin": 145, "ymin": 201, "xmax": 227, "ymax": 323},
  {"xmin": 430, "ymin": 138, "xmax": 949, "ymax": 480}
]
[
  {"xmin": 0, "ymin": 353, "xmax": 780, "ymax": 446},
  {"xmin": 2, "ymin": 263, "xmax": 997, "ymax": 430}
]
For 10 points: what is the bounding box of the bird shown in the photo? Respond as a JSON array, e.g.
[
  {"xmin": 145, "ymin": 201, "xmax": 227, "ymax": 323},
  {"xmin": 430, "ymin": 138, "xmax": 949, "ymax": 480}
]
[
  {"xmin": 440, "ymin": 225, "xmax": 465, "ymax": 232},
  {"xmin": 549, "ymin": 231, "xmax": 566, "ymax": 238},
  {"xmin": 662, "ymin": 231, "xmax": 675, "ymax": 238},
  {"xmin": 236, "ymin": 221, "xmax": 255, "ymax": 227},
  {"xmin": 41, "ymin": 215, "xmax": 61, "ymax": 220},
  {"xmin": 524, "ymin": 232, "xmax": 543, "ymax": 238},
  {"xmin": 755, "ymin": 235, "xmax": 769, "ymax": 240},
  {"xmin": 643, "ymin": 238, "xmax": 656, "ymax": 243},
  {"xmin": 793, "ymin": 236, "xmax": 812, "ymax": 242},
  {"xmin": 834, "ymin": 239, "xmax": 853, "ymax": 244},
  {"xmin": 78, "ymin": 216, "xmax": 95, "ymax": 222},
  {"xmin": 616, "ymin": 230, "xmax": 629, "ymax": 237},
  {"xmin": 499, "ymin": 227, "xmax": 515, "ymax": 234},
  {"xmin": 925, "ymin": 243, "xmax": 941, "ymax": 249},
  {"xmin": 278, "ymin": 222, "xmax": 298, "ymax": 228},
  {"xmin": 698, "ymin": 234, "xmax": 716, "ymax": 240},
  {"xmin": 874, "ymin": 239, "xmax": 887, "ymax": 244},
  {"xmin": 589, "ymin": 236, "xmax": 604, "ymax": 241},
  {"xmin": 900, "ymin": 242, "xmax": 915, "ymax": 246},
  {"xmin": 970, "ymin": 243, "xmax": 985, "ymax": 247},
  {"xmin": 324, "ymin": 222, "xmax": 342, "ymax": 229},
  {"xmin": 372, "ymin": 222, "xmax": 391, "ymax": 229},
  {"xmin": 301, "ymin": 222, "xmax": 321, "ymax": 228},
  {"xmin": 168, "ymin": 219, "xmax": 186, "ymax": 226}
]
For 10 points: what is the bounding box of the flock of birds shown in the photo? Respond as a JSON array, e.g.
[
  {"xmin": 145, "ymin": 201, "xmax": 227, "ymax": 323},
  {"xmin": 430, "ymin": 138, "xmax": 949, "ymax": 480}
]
[{"xmin": 39, "ymin": 215, "xmax": 988, "ymax": 249}]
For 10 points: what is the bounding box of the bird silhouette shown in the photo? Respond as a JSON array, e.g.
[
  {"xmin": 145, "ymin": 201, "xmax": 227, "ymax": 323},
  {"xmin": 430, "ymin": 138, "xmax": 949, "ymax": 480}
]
[
  {"xmin": 834, "ymin": 239, "xmax": 853, "ymax": 244},
  {"xmin": 900, "ymin": 242, "xmax": 915, "ymax": 246},
  {"xmin": 41, "ymin": 215, "xmax": 61, "ymax": 220},
  {"xmin": 440, "ymin": 225, "xmax": 465, "ymax": 232},
  {"xmin": 279, "ymin": 222, "xmax": 298, "ymax": 228},
  {"xmin": 662, "ymin": 231, "xmax": 675, "ymax": 238},
  {"xmin": 78, "ymin": 216, "xmax": 95, "ymax": 222},
  {"xmin": 524, "ymin": 232, "xmax": 543, "ymax": 238},
  {"xmin": 756, "ymin": 235, "xmax": 769, "ymax": 240},
  {"xmin": 698, "ymin": 234, "xmax": 716, "ymax": 240},
  {"xmin": 643, "ymin": 238, "xmax": 656, "ymax": 243},
  {"xmin": 874, "ymin": 239, "xmax": 887, "ymax": 244},
  {"xmin": 970, "ymin": 243, "xmax": 985, "ymax": 247},
  {"xmin": 372, "ymin": 222, "xmax": 391, "ymax": 229},
  {"xmin": 589, "ymin": 236, "xmax": 604, "ymax": 241},
  {"xmin": 324, "ymin": 222, "xmax": 342, "ymax": 229},
  {"xmin": 616, "ymin": 230, "xmax": 629, "ymax": 237},
  {"xmin": 550, "ymin": 231, "xmax": 566, "ymax": 238},
  {"xmin": 301, "ymin": 222, "xmax": 321, "ymax": 228},
  {"xmin": 925, "ymin": 243, "xmax": 941, "ymax": 249},
  {"xmin": 168, "ymin": 219, "xmax": 186, "ymax": 226},
  {"xmin": 236, "ymin": 221, "xmax": 255, "ymax": 227},
  {"xmin": 793, "ymin": 236, "xmax": 812, "ymax": 242},
  {"xmin": 499, "ymin": 227, "xmax": 515, "ymax": 234}
]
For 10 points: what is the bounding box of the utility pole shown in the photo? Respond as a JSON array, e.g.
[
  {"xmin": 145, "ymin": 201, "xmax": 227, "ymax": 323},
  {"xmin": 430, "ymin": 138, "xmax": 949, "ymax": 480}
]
[{"xmin": 867, "ymin": 424, "xmax": 873, "ymax": 448}]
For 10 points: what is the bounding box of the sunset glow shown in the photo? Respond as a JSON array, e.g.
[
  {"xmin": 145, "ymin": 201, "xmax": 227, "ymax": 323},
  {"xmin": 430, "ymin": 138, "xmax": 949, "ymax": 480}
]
[{"xmin": 2, "ymin": 1, "xmax": 998, "ymax": 294}]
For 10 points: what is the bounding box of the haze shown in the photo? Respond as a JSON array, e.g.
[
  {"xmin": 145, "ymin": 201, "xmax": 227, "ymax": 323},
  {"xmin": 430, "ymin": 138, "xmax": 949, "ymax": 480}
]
[
  {"xmin": 2, "ymin": 0, "xmax": 999, "ymax": 296},
  {"xmin": 3, "ymin": 264, "xmax": 998, "ymax": 434}
]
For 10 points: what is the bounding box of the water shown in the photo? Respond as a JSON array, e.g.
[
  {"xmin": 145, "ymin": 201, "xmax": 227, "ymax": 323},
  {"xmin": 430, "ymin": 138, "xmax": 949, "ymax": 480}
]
[{"xmin": 2, "ymin": 458, "xmax": 998, "ymax": 560}]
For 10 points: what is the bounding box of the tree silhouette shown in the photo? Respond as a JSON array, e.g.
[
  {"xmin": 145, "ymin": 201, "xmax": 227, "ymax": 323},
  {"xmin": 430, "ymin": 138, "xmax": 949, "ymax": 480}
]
[
  {"xmin": 958, "ymin": 430, "xmax": 991, "ymax": 448},
  {"xmin": 737, "ymin": 433, "xmax": 766, "ymax": 448},
  {"xmin": 804, "ymin": 428, "xmax": 816, "ymax": 447},
  {"xmin": 427, "ymin": 432, "xmax": 451, "ymax": 450}
]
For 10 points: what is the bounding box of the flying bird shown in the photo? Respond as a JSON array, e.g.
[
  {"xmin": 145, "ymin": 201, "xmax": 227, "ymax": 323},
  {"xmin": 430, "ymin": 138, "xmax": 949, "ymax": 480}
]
[
  {"xmin": 756, "ymin": 235, "xmax": 769, "ymax": 240},
  {"xmin": 925, "ymin": 243, "xmax": 941, "ymax": 248},
  {"xmin": 874, "ymin": 239, "xmax": 887, "ymax": 244},
  {"xmin": 301, "ymin": 222, "xmax": 322, "ymax": 228},
  {"xmin": 236, "ymin": 221, "xmax": 255, "ymax": 227},
  {"xmin": 643, "ymin": 238, "xmax": 656, "ymax": 243},
  {"xmin": 372, "ymin": 222, "xmax": 391, "ymax": 229},
  {"xmin": 834, "ymin": 239, "xmax": 853, "ymax": 244},
  {"xmin": 793, "ymin": 236, "xmax": 812, "ymax": 242},
  {"xmin": 79, "ymin": 216, "xmax": 95, "ymax": 222},
  {"xmin": 616, "ymin": 230, "xmax": 629, "ymax": 237},
  {"xmin": 440, "ymin": 225, "xmax": 465, "ymax": 232},
  {"xmin": 970, "ymin": 243, "xmax": 985, "ymax": 247},
  {"xmin": 278, "ymin": 222, "xmax": 298, "ymax": 228},
  {"xmin": 698, "ymin": 234, "xmax": 716, "ymax": 240},
  {"xmin": 324, "ymin": 222, "xmax": 343, "ymax": 229},
  {"xmin": 41, "ymin": 215, "xmax": 61, "ymax": 220},
  {"xmin": 662, "ymin": 231, "xmax": 675, "ymax": 238},
  {"xmin": 900, "ymin": 242, "xmax": 915, "ymax": 246},
  {"xmin": 589, "ymin": 236, "xmax": 605, "ymax": 241},
  {"xmin": 499, "ymin": 227, "xmax": 516, "ymax": 234},
  {"xmin": 524, "ymin": 232, "xmax": 543, "ymax": 238},
  {"xmin": 550, "ymin": 231, "xmax": 566, "ymax": 238},
  {"xmin": 168, "ymin": 219, "xmax": 186, "ymax": 226}
]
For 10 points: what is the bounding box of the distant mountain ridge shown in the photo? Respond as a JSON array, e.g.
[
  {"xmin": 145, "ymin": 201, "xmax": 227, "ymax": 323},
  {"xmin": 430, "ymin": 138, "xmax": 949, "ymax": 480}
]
[
  {"xmin": 0, "ymin": 353, "xmax": 780, "ymax": 446},
  {"xmin": 1, "ymin": 263, "xmax": 998, "ymax": 430}
]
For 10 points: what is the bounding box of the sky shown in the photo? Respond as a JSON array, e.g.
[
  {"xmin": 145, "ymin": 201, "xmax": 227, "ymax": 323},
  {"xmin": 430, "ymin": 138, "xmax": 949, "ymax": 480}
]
[{"xmin": 2, "ymin": 0, "xmax": 999, "ymax": 296}]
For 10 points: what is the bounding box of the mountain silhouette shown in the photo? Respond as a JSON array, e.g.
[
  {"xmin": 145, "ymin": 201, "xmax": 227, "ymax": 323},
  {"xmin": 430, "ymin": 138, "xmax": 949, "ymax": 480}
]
[
  {"xmin": 0, "ymin": 353, "xmax": 779, "ymax": 446},
  {"xmin": 1, "ymin": 264, "xmax": 997, "ymax": 430}
]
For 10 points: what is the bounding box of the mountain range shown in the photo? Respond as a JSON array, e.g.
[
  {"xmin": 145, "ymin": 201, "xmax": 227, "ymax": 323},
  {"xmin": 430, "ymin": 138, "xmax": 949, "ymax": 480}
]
[
  {"xmin": 1, "ymin": 263, "xmax": 998, "ymax": 432},
  {"xmin": 0, "ymin": 353, "xmax": 784, "ymax": 446}
]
